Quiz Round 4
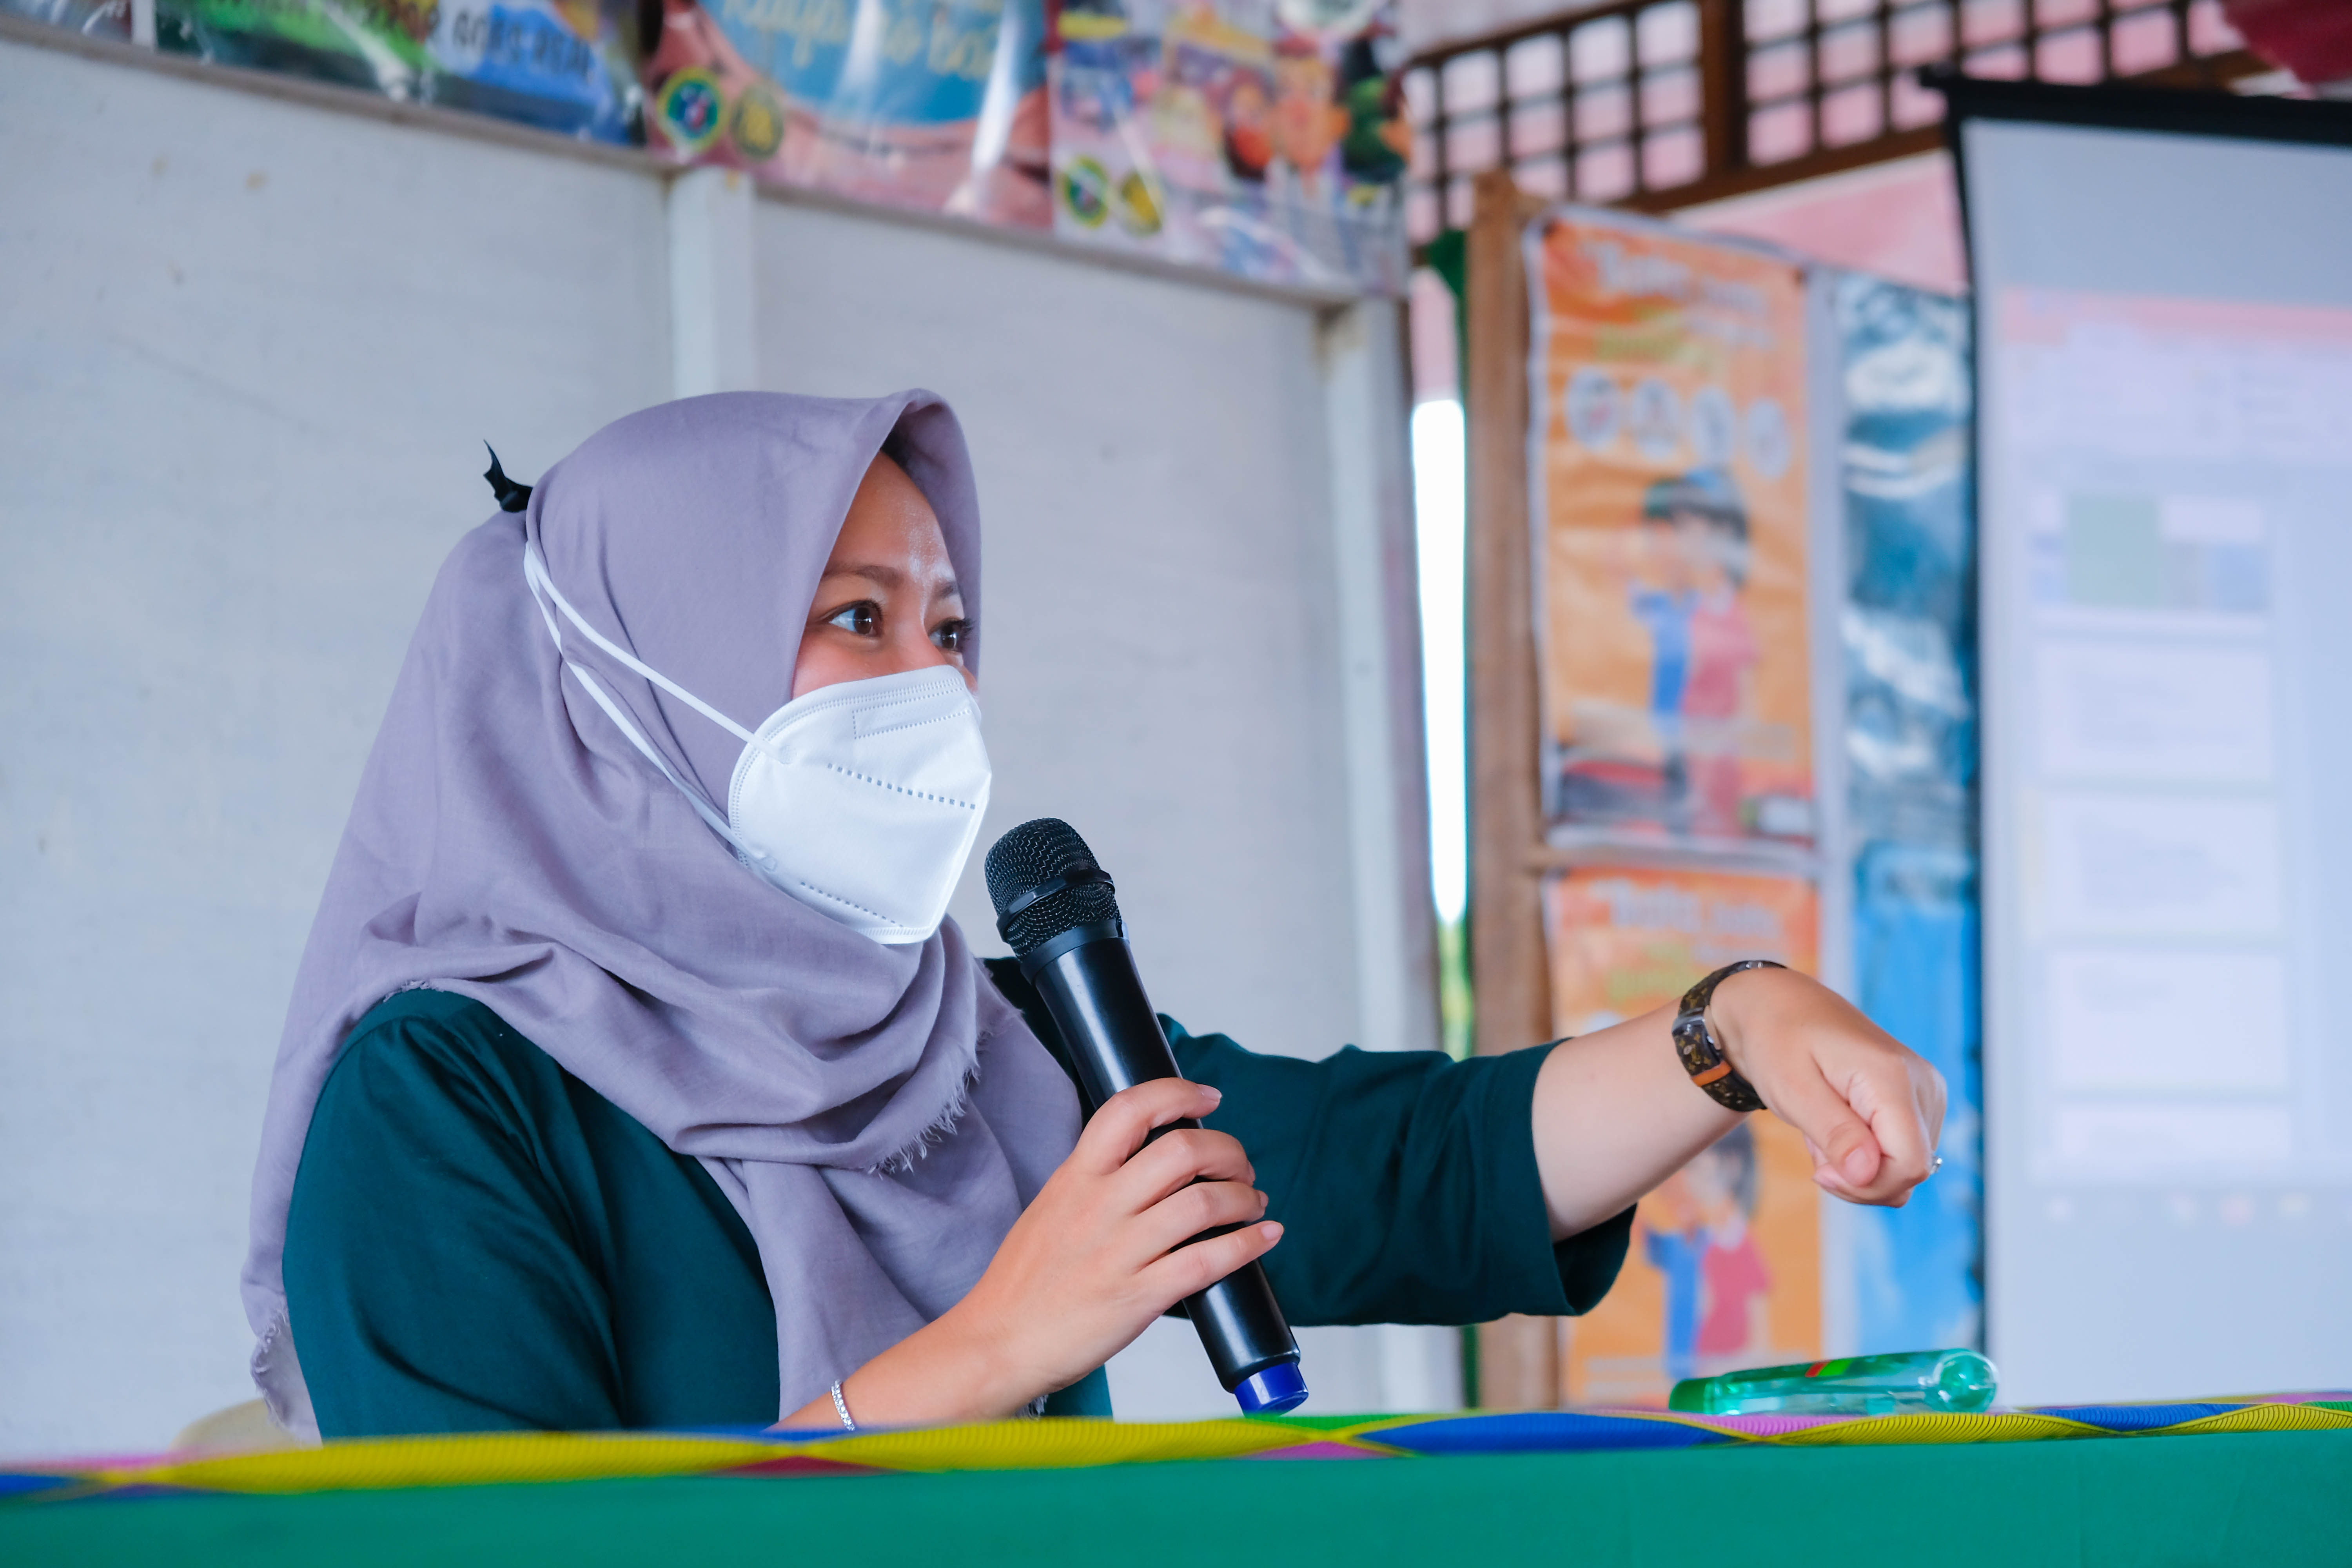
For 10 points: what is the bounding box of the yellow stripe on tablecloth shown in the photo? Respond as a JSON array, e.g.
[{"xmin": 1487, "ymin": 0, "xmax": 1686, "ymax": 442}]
[
  {"xmin": 791, "ymin": 1417, "xmax": 1319, "ymax": 1471},
  {"xmin": 2158, "ymin": 1403, "xmax": 2352, "ymax": 1436},
  {"xmin": 1763, "ymin": 1412, "xmax": 2102, "ymax": 1446},
  {"xmin": 96, "ymin": 1431, "xmax": 783, "ymax": 1494},
  {"xmin": 74, "ymin": 1418, "xmax": 1321, "ymax": 1494}
]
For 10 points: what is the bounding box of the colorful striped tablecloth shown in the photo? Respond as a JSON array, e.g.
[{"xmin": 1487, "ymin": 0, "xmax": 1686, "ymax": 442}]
[
  {"xmin": 9, "ymin": 1392, "xmax": 2350, "ymax": 1500},
  {"xmin": 8, "ymin": 1397, "xmax": 2350, "ymax": 1568}
]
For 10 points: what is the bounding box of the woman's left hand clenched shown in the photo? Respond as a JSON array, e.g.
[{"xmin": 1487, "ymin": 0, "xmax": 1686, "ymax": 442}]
[{"xmin": 1709, "ymin": 967, "xmax": 1948, "ymax": 1207}]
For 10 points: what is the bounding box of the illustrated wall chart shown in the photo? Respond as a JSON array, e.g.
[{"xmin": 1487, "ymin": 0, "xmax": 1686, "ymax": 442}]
[
  {"xmin": 1544, "ymin": 867, "xmax": 1822, "ymax": 1407},
  {"xmin": 1527, "ymin": 212, "xmax": 1815, "ymax": 851},
  {"xmin": 1048, "ymin": 0, "xmax": 1410, "ymax": 292},
  {"xmin": 643, "ymin": 0, "xmax": 1052, "ymax": 225}
]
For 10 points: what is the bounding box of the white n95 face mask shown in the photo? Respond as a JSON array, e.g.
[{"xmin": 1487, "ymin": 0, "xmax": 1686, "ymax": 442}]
[{"xmin": 524, "ymin": 545, "xmax": 990, "ymax": 945}]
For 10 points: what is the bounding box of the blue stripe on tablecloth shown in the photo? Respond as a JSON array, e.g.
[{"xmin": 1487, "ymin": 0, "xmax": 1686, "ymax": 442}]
[
  {"xmin": 2025, "ymin": 1403, "xmax": 2246, "ymax": 1432},
  {"xmin": 1369, "ymin": 1412, "xmax": 1735, "ymax": 1455}
]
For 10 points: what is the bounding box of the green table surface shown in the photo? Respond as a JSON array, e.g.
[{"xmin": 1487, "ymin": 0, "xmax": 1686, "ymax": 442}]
[{"xmin": 8, "ymin": 1429, "xmax": 2350, "ymax": 1568}]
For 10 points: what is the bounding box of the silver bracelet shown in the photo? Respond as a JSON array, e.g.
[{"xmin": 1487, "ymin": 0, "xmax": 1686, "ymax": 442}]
[{"xmin": 829, "ymin": 1379, "xmax": 856, "ymax": 1433}]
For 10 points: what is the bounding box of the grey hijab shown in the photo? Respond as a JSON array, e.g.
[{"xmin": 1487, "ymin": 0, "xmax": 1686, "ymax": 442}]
[{"xmin": 243, "ymin": 392, "xmax": 1081, "ymax": 1434}]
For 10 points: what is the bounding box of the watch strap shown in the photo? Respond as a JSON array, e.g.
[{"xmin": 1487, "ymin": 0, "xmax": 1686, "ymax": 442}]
[{"xmin": 1672, "ymin": 959, "xmax": 1784, "ymax": 1112}]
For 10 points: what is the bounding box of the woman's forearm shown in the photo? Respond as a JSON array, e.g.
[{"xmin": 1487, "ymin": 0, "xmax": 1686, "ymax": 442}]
[
  {"xmin": 1530, "ymin": 966, "xmax": 1946, "ymax": 1238},
  {"xmin": 1529, "ymin": 1001, "xmax": 1740, "ymax": 1239},
  {"xmin": 775, "ymin": 1308, "xmax": 1031, "ymax": 1431},
  {"xmin": 775, "ymin": 1077, "xmax": 1283, "ymax": 1433}
]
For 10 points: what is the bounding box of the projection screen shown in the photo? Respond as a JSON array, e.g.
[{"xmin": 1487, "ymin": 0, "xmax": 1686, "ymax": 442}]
[{"xmin": 1958, "ymin": 80, "xmax": 2352, "ymax": 1403}]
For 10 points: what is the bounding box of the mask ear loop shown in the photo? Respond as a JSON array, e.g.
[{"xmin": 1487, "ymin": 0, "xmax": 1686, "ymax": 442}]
[
  {"xmin": 523, "ymin": 544, "xmax": 781, "ymax": 877},
  {"xmin": 524, "ymin": 544, "xmax": 757, "ymax": 744}
]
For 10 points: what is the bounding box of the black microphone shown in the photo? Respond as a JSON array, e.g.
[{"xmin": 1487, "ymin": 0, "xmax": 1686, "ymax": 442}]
[{"xmin": 985, "ymin": 818, "xmax": 1308, "ymax": 1415}]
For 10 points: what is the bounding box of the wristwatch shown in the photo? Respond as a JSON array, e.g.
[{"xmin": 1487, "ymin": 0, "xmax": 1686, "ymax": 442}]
[{"xmin": 1671, "ymin": 960, "xmax": 1784, "ymax": 1112}]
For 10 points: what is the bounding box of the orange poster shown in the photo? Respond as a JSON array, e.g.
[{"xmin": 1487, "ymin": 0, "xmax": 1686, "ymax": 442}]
[
  {"xmin": 1528, "ymin": 213, "xmax": 1815, "ymax": 849},
  {"xmin": 1544, "ymin": 866, "xmax": 1821, "ymax": 1407}
]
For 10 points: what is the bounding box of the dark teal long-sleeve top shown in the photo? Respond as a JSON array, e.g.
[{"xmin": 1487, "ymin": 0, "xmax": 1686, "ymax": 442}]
[{"xmin": 283, "ymin": 968, "xmax": 1632, "ymax": 1438}]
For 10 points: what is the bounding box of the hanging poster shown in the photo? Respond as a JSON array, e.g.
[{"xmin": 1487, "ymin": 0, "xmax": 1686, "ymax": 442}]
[
  {"xmin": 2, "ymin": 0, "xmax": 128, "ymax": 36},
  {"xmin": 157, "ymin": 0, "xmax": 642, "ymax": 141},
  {"xmin": 642, "ymin": 0, "xmax": 1051, "ymax": 227},
  {"xmin": 1851, "ymin": 842, "xmax": 1979, "ymax": 1351},
  {"xmin": 1835, "ymin": 273, "xmax": 1981, "ymax": 1354},
  {"xmin": 1544, "ymin": 866, "xmax": 1820, "ymax": 1406},
  {"xmin": 1527, "ymin": 212, "xmax": 1814, "ymax": 851},
  {"xmin": 1048, "ymin": 0, "xmax": 1408, "ymax": 292}
]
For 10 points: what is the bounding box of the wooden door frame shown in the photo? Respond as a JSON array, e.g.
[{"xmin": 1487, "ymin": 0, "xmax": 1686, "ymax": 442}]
[{"xmin": 1463, "ymin": 170, "xmax": 1564, "ymax": 1411}]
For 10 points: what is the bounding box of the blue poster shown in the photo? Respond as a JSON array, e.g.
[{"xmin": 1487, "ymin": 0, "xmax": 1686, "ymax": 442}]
[{"xmin": 1835, "ymin": 275, "xmax": 1982, "ymax": 1354}]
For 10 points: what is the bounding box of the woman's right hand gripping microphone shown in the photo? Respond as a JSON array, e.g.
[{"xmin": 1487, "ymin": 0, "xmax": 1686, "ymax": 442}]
[{"xmin": 983, "ymin": 817, "xmax": 1309, "ymax": 1415}]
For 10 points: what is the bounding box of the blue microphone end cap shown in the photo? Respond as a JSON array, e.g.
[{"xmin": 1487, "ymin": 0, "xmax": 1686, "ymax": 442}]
[{"xmin": 1233, "ymin": 1360, "xmax": 1308, "ymax": 1415}]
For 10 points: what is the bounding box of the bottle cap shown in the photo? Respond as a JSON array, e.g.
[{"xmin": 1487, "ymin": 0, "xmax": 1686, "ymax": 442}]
[{"xmin": 1233, "ymin": 1359, "xmax": 1308, "ymax": 1415}]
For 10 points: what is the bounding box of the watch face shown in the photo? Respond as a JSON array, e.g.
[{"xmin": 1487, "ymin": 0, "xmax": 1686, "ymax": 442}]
[
  {"xmin": 1672, "ymin": 1011, "xmax": 1719, "ymax": 1070},
  {"xmin": 1671, "ymin": 961, "xmax": 1782, "ymax": 1111},
  {"xmin": 1673, "ymin": 1008, "xmax": 1767, "ymax": 1112}
]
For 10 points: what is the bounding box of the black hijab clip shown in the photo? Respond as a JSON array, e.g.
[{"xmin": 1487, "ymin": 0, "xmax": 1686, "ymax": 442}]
[{"xmin": 482, "ymin": 444, "xmax": 534, "ymax": 513}]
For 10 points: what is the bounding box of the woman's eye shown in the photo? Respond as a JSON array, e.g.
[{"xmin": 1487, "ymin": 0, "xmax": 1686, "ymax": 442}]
[
  {"xmin": 826, "ymin": 603, "xmax": 880, "ymax": 637},
  {"xmin": 933, "ymin": 618, "xmax": 971, "ymax": 653}
]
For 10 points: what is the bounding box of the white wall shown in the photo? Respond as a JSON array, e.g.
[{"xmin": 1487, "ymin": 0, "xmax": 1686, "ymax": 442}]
[
  {"xmin": 0, "ymin": 37, "xmax": 670, "ymax": 1455},
  {"xmin": 0, "ymin": 29, "xmax": 1444, "ymax": 1451}
]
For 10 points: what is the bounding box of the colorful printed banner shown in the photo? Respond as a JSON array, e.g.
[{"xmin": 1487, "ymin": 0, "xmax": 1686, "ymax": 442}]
[
  {"xmin": 117, "ymin": 0, "xmax": 1415, "ymax": 288},
  {"xmin": 157, "ymin": 0, "xmax": 644, "ymax": 142},
  {"xmin": 9, "ymin": 1397, "xmax": 2349, "ymax": 1503},
  {"xmin": 1543, "ymin": 867, "xmax": 1821, "ymax": 1407},
  {"xmin": 1528, "ymin": 212, "xmax": 1815, "ymax": 849},
  {"xmin": 643, "ymin": 0, "xmax": 1052, "ymax": 225},
  {"xmin": 1048, "ymin": 0, "xmax": 1409, "ymax": 292}
]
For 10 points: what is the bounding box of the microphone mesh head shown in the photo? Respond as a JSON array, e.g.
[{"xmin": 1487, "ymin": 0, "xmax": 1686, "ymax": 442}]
[{"xmin": 985, "ymin": 818, "xmax": 1121, "ymax": 956}]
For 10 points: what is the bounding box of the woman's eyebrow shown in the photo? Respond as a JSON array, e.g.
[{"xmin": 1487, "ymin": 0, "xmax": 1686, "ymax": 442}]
[
  {"xmin": 812, "ymin": 561, "xmax": 962, "ymax": 604},
  {"xmin": 815, "ymin": 562, "xmax": 905, "ymax": 592}
]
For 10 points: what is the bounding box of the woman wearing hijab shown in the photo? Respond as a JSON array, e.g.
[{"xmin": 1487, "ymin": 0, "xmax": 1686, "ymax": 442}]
[{"xmin": 248, "ymin": 392, "xmax": 1944, "ymax": 1439}]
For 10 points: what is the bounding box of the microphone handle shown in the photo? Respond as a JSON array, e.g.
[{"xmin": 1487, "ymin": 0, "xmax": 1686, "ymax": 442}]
[{"xmin": 1019, "ymin": 923, "xmax": 1304, "ymax": 1402}]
